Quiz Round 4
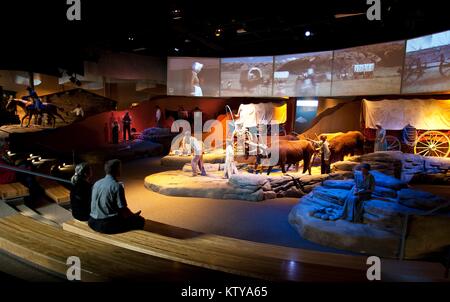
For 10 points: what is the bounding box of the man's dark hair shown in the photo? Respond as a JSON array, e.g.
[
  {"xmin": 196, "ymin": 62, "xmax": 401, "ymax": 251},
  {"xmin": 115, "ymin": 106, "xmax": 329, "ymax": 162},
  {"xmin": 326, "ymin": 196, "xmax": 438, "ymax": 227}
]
[
  {"xmin": 361, "ymin": 163, "xmax": 371, "ymax": 170},
  {"xmin": 105, "ymin": 159, "xmax": 121, "ymax": 176}
]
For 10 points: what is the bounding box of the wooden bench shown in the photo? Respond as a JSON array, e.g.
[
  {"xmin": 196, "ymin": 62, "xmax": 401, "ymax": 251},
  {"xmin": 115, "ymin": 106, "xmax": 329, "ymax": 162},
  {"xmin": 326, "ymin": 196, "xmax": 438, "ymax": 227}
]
[
  {"xmin": 0, "ymin": 214, "xmax": 242, "ymax": 282},
  {"xmin": 38, "ymin": 178, "xmax": 70, "ymax": 204},
  {"xmin": 63, "ymin": 219, "xmax": 447, "ymax": 282},
  {"xmin": 15, "ymin": 204, "xmax": 60, "ymax": 228},
  {"xmin": 35, "ymin": 203, "xmax": 73, "ymax": 225},
  {"xmin": 0, "ymin": 182, "xmax": 29, "ymax": 201},
  {"xmin": 0, "ymin": 201, "xmax": 18, "ymax": 218}
]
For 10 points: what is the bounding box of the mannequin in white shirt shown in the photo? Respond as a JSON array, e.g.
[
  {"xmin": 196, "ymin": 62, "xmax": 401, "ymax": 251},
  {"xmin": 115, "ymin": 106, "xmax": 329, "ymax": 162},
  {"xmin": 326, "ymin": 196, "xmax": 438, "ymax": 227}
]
[
  {"xmin": 183, "ymin": 131, "xmax": 206, "ymax": 176},
  {"xmin": 224, "ymin": 139, "xmax": 238, "ymax": 179}
]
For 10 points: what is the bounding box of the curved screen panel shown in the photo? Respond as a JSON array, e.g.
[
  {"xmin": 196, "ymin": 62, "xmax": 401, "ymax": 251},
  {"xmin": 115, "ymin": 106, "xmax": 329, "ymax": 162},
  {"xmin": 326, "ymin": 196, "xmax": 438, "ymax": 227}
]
[
  {"xmin": 274, "ymin": 51, "xmax": 332, "ymax": 97},
  {"xmin": 331, "ymin": 40, "xmax": 405, "ymax": 96},
  {"xmin": 220, "ymin": 56, "xmax": 273, "ymax": 97},
  {"xmin": 167, "ymin": 57, "xmax": 220, "ymax": 97},
  {"xmin": 402, "ymin": 30, "xmax": 450, "ymax": 94}
]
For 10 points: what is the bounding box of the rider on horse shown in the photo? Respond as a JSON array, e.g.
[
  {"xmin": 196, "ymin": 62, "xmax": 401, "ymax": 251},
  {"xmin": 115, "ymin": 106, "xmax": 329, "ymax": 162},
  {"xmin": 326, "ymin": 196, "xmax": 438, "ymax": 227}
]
[{"xmin": 23, "ymin": 86, "xmax": 44, "ymax": 111}]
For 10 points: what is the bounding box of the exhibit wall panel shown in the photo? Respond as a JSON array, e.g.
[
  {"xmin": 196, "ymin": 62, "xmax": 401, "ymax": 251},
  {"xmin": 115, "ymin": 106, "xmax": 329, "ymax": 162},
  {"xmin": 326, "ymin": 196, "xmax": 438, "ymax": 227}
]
[
  {"xmin": 0, "ymin": 70, "xmax": 61, "ymax": 97},
  {"xmin": 301, "ymin": 99, "xmax": 361, "ymax": 137},
  {"xmin": 316, "ymin": 97, "xmax": 355, "ymax": 115},
  {"xmin": 294, "ymin": 99, "xmax": 319, "ymax": 133},
  {"xmin": 84, "ymin": 52, "xmax": 166, "ymax": 83}
]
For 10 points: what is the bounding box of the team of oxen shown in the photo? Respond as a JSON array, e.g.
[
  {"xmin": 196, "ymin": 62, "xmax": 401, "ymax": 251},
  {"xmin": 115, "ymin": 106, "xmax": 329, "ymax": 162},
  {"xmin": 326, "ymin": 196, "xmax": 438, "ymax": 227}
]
[{"xmin": 249, "ymin": 131, "xmax": 365, "ymax": 175}]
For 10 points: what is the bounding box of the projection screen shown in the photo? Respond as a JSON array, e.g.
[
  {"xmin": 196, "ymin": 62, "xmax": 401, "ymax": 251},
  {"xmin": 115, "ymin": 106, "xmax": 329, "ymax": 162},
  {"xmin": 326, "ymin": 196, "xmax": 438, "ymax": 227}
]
[
  {"xmin": 402, "ymin": 30, "xmax": 450, "ymax": 94},
  {"xmin": 167, "ymin": 57, "xmax": 220, "ymax": 97},
  {"xmin": 331, "ymin": 40, "xmax": 405, "ymax": 96},
  {"xmin": 274, "ymin": 51, "xmax": 332, "ymax": 97},
  {"xmin": 220, "ymin": 56, "xmax": 273, "ymax": 97}
]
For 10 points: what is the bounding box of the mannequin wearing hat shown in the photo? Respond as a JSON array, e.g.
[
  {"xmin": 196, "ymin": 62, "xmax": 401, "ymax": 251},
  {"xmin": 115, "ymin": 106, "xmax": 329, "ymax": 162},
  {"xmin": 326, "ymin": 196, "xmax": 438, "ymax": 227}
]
[
  {"xmin": 183, "ymin": 131, "xmax": 206, "ymax": 177},
  {"xmin": 311, "ymin": 163, "xmax": 375, "ymax": 223}
]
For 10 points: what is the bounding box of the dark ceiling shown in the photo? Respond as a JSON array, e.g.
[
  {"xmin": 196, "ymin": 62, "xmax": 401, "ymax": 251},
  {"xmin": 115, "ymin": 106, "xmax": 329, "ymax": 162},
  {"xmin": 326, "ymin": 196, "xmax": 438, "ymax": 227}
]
[{"xmin": 0, "ymin": 0, "xmax": 449, "ymax": 75}]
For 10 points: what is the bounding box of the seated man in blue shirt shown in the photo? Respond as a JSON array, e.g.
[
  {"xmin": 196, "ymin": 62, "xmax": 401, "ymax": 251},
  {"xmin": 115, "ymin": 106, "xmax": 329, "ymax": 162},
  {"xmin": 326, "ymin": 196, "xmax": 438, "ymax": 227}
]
[{"xmin": 88, "ymin": 159, "xmax": 145, "ymax": 234}]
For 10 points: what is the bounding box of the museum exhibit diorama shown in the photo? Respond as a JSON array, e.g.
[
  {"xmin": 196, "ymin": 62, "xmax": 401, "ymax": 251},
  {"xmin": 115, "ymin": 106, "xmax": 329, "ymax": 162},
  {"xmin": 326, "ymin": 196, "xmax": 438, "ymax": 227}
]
[{"xmin": 0, "ymin": 0, "xmax": 450, "ymax": 293}]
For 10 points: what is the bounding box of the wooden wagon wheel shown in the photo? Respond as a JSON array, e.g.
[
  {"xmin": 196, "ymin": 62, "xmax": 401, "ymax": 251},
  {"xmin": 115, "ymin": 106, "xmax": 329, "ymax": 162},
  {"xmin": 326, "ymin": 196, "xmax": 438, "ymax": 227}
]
[
  {"xmin": 385, "ymin": 135, "xmax": 401, "ymax": 151},
  {"xmin": 414, "ymin": 131, "xmax": 450, "ymax": 157}
]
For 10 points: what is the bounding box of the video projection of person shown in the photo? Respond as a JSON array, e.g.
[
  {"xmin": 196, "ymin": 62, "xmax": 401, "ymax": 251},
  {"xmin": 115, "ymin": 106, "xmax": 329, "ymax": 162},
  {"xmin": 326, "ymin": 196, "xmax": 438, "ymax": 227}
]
[
  {"xmin": 402, "ymin": 30, "xmax": 450, "ymax": 94},
  {"xmin": 167, "ymin": 57, "xmax": 220, "ymax": 97},
  {"xmin": 220, "ymin": 56, "xmax": 274, "ymax": 97},
  {"xmin": 331, "ymin": 40, "xmax": 405, "ymax": 96},
  {"xmin": 274, "ymin": 51, "xmax": 332, "ymax": 97}
]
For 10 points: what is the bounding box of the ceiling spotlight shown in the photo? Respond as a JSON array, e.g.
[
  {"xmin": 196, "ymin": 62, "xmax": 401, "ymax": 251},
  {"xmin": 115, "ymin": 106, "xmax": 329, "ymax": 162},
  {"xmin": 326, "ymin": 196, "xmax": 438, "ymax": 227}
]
[
  {"xmin": 171, "ymin": 8, "xmax": 182, "ymax": 20},
  {"xmin": 128, "ymin": 34, "xmax": 135, "ymax": 41},
  {"xmin": 215, "ymin": 28, "xmax": 223, "ymax": 37},
  {"xmin": 174, "ymin": 47, "xmax": 180, "ymax": 52},
  {"xmin": 304, "ymin": 30, "xmax": 311, "ymax": 37}
]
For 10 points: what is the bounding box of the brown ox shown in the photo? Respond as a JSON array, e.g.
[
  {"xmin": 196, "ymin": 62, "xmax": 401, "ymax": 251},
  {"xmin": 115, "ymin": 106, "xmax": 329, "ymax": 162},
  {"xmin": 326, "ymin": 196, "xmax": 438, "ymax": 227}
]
[
  {"xmin": 328, "ymin": 131, "xmax": 364, "ymax": 162},
  {"xmin": 258, "ymin": 140, "xmax": 316, "ymax": 175}
]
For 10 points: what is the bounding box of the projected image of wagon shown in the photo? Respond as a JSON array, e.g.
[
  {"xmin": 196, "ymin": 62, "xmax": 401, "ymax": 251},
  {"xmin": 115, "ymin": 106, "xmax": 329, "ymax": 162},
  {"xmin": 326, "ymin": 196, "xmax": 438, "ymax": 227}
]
[
  {"xmin": 353, "ymin": 63, "xmax": 375, "ymax": 79},
  {"xmin": 331, "ymin": 40, "xmax": 405, "ymax": 96},
  {"xmin": 402, "ymin": 29, "xmax": 450, "ymax": 93}
]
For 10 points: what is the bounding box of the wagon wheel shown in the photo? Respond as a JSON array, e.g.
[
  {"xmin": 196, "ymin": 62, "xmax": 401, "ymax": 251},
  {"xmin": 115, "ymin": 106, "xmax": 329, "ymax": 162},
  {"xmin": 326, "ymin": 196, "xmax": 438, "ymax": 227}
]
[
  {"xmin": 385, "ymin": 135, "xmax": 401, "ymax": 151},
  {"xmin": 414, "ymin": 131, "xmax": 450, "ymax": 157}
]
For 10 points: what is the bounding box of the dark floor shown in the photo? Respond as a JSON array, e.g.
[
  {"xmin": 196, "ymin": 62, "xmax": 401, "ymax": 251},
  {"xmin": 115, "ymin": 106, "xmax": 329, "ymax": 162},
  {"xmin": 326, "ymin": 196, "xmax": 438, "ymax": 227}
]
[{"xmin": 120, "ymin": 156, "xmax": 353, "ymax": 254}]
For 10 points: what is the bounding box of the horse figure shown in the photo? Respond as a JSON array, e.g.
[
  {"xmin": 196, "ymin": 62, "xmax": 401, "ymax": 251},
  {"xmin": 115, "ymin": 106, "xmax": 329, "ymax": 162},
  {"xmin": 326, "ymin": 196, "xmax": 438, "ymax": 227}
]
[{"xmin": 6, "ymin": 98, "xmax": 66, "ymax": 128}]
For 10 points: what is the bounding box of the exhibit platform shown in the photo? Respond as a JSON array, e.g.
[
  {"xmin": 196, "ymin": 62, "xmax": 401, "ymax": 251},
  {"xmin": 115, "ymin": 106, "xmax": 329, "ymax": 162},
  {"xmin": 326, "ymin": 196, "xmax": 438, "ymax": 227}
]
[
  {"xmin": 145, "ymin": 151, "xmax": 450, "ymax": 259},
  {"xmin": 0, "ymin": 125, "xmax": 47, "ymax": 145},
  {"xmin": 289, "ymin": 177, "xmax": 450, "ymax": 259},
  {"xmin": 145, "ymin": 166, "xmax": 352, "ymax": 201}
]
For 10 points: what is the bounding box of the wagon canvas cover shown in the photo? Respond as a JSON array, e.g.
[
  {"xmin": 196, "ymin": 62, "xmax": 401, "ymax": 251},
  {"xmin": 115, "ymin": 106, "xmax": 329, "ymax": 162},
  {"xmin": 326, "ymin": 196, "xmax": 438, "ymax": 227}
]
[{"xmin": 362, "ymin": 99, "xmax": 450, "ymax": 130}]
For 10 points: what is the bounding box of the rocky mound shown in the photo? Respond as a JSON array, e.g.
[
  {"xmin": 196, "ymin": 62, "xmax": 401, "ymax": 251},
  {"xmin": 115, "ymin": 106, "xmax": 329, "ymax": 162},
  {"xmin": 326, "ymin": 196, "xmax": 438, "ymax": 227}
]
[
  {"xmin": 333, "ymin": 151, "xmax": 450, "ymax": 183},
  {"xmin": 289, "ymin": 172, "xmax": 450, "ymax": 259}
]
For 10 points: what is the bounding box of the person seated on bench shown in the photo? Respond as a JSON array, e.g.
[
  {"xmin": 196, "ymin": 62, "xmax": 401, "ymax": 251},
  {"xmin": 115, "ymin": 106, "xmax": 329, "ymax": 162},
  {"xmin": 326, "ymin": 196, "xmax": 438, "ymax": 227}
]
[
  {"xmin": 88, "ymin": 159, "xmax": 145, "ymax": 234},
  {"xmin": 70, "ymin": 163, "xmax": 93, "ymax": 221}
]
